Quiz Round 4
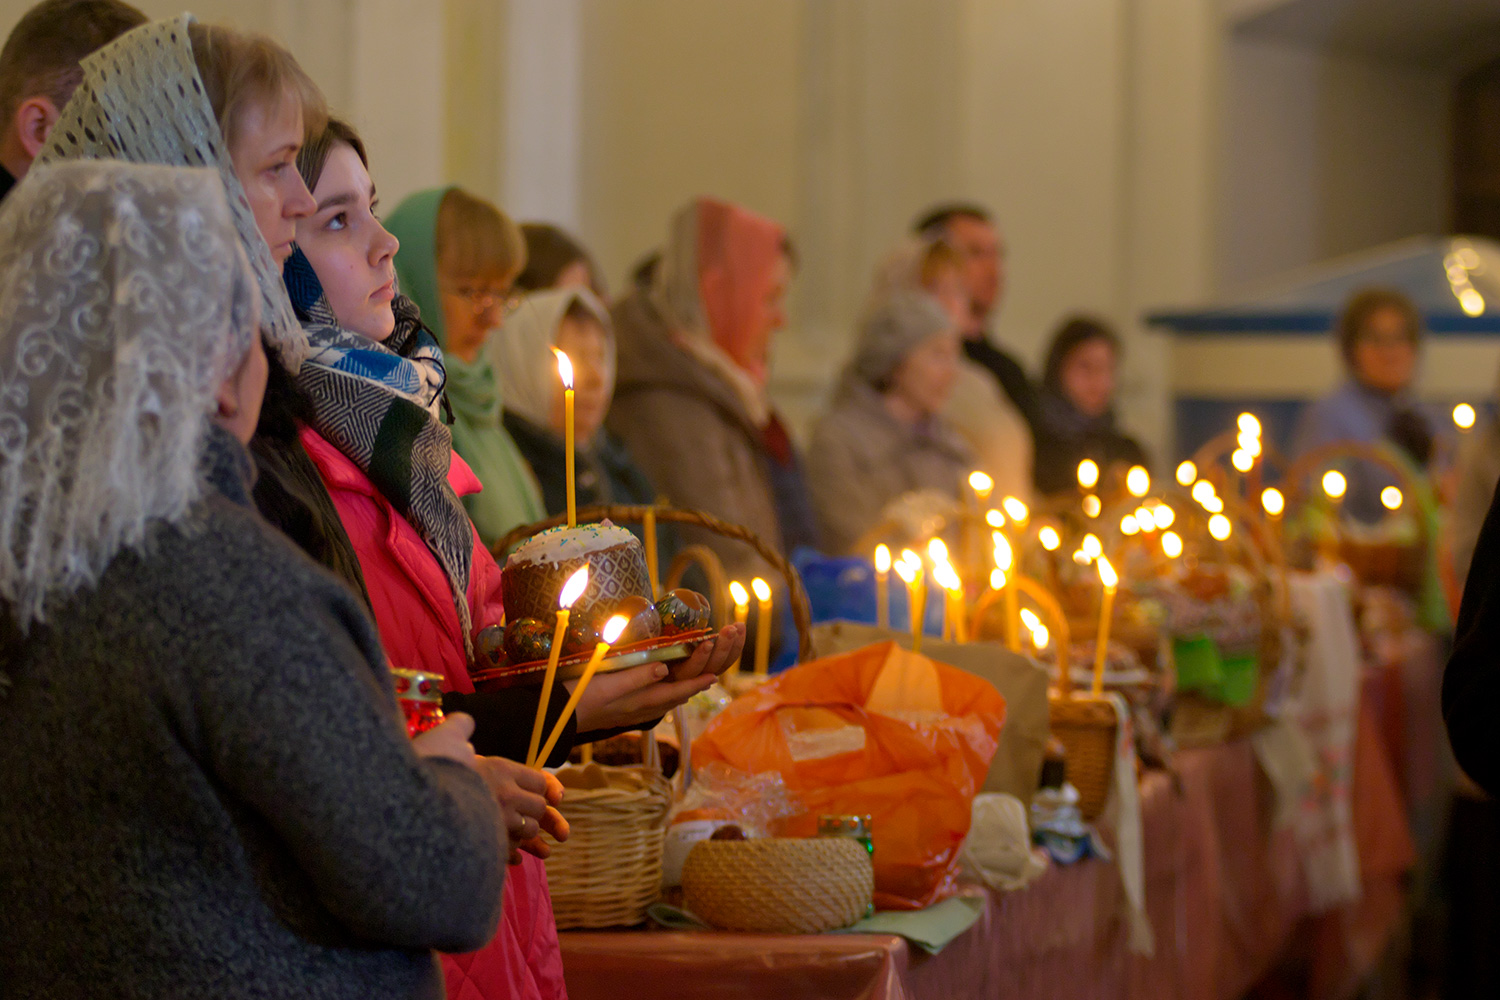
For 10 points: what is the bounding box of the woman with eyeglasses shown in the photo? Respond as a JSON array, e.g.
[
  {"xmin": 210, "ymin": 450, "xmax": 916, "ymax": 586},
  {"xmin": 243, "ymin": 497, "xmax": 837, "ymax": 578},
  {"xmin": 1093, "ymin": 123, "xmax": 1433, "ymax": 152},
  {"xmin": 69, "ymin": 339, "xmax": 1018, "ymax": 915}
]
[{"xmin": 383, "ymin": 186, "xmax": 548, "ymax": 547}]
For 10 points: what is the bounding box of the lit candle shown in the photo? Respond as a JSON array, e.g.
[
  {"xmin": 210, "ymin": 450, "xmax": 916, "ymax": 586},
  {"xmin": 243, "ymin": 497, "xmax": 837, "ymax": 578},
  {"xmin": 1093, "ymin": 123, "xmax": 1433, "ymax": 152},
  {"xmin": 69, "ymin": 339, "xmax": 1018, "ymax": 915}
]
[
  {"xmin": 751, "ymin": 577, "xmax": 773, "ymax": 676},
  {"xmin": 969, "ymin": 470, "xmax": 994, "ymax": 504},
  {"xmin": 1161, "ymin": 530, "xmax": 1183, "ymax": 559},
  {"xmin": 536, "ymin": 614, "xmax": 629, "ymax": 768},
  {"xmin": 1381, "ymin": 486, "xmax": 1403, "ymax": 511},
  {"xmin": 874, "ymin": 544, "xmax": 891, "ymax": 629},
  {"xmin": 1093, "ymin": 555, "xmax": 1118, "ymax": 698},
  {"xmin": 993, "ymin": 531, "xmax": 1019, "ymax": 651},
  {"xmin": 896, "ymin": 552, "xmax": 924, "ymax": 654},
  {"xmin": 1454, "ymin": 403, "xmax": 1476, "ymax": 431},
  {"xmin": 728, "ymin": 580, "xmax": 749, "ymax": 675},
  {"xmin": 527, "ymin": 564, "xmax": 590, "ymax": 767},
  {"xmin": 1322, "ymin": 470, "xmax": 1346, "ymax": 554},
  {"xmin": 1176, "ymin": 460, "xmax": 1197, "ymax": 487},
  {"xmin": 553, "ymin": 348, "xmax": 577, "ymax": 528},
  {"xmin": 644, "ymin": 506, "xmax": 659, "ymax": 599},
  {"xmin": 1077, "ymin": 459, "xmax": 1100, "ymax": 490},
  {"xmin": 935, "ymin": 561, "xmax": 964, "ymax": 642},
  {"xmin": 1261, "ymin": 487, "xmax": 1284, "ymax": 519},
  {"xmin": 1126, "ymin": 466, "xmax": 1150, "ymax": 498}
]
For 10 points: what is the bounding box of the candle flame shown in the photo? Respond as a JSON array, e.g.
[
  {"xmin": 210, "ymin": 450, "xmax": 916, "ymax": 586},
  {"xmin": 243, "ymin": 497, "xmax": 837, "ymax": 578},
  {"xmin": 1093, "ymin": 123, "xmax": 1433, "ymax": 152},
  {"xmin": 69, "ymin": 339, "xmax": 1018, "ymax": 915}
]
[
  {"xmin": 1126, "ymin": 466, "xmax": 1150, "ymax": 497},
  {"xmin": 1097, "ymin": 555, "xmax": 1118, "ymax": 590},
  {"xmin": 968, "ymin": 471, "xmax": 994, "ymax": 497},
  {"xmin": 1032, "ymin": 624, "xmax": 1049, "ymax": 649},
  {"xmin": 552, "ymin": 347, "xmax": 574, "ymax": 389},
  {"xmin": 1161, "ymin": 531, "xmax": 1184, "ymax": 558},
  {"xmin": 1153, "ymin": 505, "xmax": 1175, "ymax": 529},
  {"xmin": 1082, "ymin": 494, "xmax": 1102, "ymax": 518},
  {"xmin": 1261, "ymin": 487, "xmax": 1285, "ymax": 516},
  {"xmin": 927, "ymin": 538, "xmax": 948, "ymax": 564},
  {"xmin": 896, "ymin": 560, "xmax": 918, "ymax": 584},
  {"xmin": 1191, "ymin": 479, "xmax": 1215, "ymax": 505},
  {"xmin": 1020, "ymin": 607, "xmax": 1041, "ymax": 630},
  {"xmin": 1238, "ymin": 434, "xmax": 1262, "ymax": 458},
  {"xmin": 729, "ymin": 580, "xmax": 749, "ymax": 607},
  {"xmin": 990, "ymin": 568, "xmax": 1006, "ymax": 590},
  {"xmin": 1454, "ymin": 402, "xmax": 1477, "ymax": 430},
  {"xmin": 1322, "ymin": 470, "xmax": 1347, "ymax": 500},
  {"xmin": 934, "ymin": 561, "xmax": 962, "ymax": 593},
  {"xmin": 1208, "ymin": 513, "xmax": 1232, "ymax": 541},
  {"xmin": 1203, "ymin": 495, "xmax": 1224, "ymax": 513},
  {"xmin": 993, "ymin": 532, "xmax": 1013, "ymax": 571},
  {"xmin": 899, "ymin": 548, "xmax": 920, "ymax": 572},
  {"xmin": 1231, "ymin": 449, "xmax": 1253, "ymax": 473},
  {"xmin": 1002, "ymin": 497, "xmax": 1029, "ymax": 524},
  {"xmin": 1381, "ymin": 486, "xmax": 1403, "ymax": 510},
  {"xmin": 1176, "ymin": 460, "xmax": 1197, "ymax": 486},
  {"xmin": 1237, "ymin": 413, "xmax": 1261, "ymax": 437},
  {"xmin": 1077, "ymin": 459, "xmax": 1100, "ymax": 489},
  {"xmin": 751, "ymin": 577, "xmax": 772, "ymax": 602},
  {"xmin": 1135, "ymin": 506, "xmax": 1157, "ymax": 533},
  {"xmin": 985, "ymin": 509, "xmax": 1006, "ymax": 528},
  {"xmin": 559, "ymin": 564, "xmax": 590, "ymax": 608},
  {"xmin": 874, "ymin": 544, "xmax": 891, "ymax": 573},
  {"xmin": 601, "ymin": 614, "xmax": 629, "ymax": 644},
  {"xmin": 1081, "ymin": 534, "xmax": 1103, "ymax": 560},
  {"xmin": 1121, "ymin": 514, "xmax": 1140, "ymax": 536},
  {"xmin": 1039, "ymin": 526, "xmax": 1061, "ymax": 550}
]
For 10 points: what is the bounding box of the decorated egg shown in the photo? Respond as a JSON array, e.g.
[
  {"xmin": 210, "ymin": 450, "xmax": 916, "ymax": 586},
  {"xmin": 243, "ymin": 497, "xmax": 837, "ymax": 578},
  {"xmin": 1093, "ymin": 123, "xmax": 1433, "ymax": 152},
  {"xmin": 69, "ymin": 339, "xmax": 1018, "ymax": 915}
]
[
  {"xmin": 475, "ymin": 624, "xmax": 506, "ymax": 667},
  {"xmin": 562, "ymin": 609, "xmax": 603, "ymax": 656},
  {"xmin": 614, "ymin": 594, "xmax": 662, "ymax": 645},
  {"xmin": 655, "ymin": 588, "xmax": 711, "ymax": 635},
  {"xmin": 503, "ymin": 617, "xmax": 553, "ymax": 664}
]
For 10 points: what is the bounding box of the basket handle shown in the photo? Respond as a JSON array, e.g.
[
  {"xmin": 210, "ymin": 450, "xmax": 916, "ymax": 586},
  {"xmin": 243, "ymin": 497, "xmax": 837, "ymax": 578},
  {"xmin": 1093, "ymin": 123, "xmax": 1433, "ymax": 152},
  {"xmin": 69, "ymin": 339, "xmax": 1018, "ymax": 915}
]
[
  {"xmin": 665, "ymin": 544, "xmax": 729, "ymax": 626},
  {"xmin": 494, "ymin": 503, "xmax": 815, "ymax": 663}
]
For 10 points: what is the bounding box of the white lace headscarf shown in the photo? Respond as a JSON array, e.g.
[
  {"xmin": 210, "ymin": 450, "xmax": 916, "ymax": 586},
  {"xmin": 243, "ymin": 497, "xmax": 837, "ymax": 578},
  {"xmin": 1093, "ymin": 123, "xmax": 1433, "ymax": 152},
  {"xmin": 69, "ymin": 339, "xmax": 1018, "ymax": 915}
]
[
  {"xmin": 0, "ymin": 161, "xmax": 257, "ymax": 631},
  {"xmin": 35, "ymin": 14, "xmax": 308, "ymax": 369}
]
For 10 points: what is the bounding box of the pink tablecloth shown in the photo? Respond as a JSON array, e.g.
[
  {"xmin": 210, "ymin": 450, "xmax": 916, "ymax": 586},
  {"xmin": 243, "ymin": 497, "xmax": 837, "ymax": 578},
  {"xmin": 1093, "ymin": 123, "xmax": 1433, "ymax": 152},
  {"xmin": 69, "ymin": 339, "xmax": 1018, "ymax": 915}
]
[{"xmin": 560, "ymin": 710, "xmax": 1413, "ymax": 1000}]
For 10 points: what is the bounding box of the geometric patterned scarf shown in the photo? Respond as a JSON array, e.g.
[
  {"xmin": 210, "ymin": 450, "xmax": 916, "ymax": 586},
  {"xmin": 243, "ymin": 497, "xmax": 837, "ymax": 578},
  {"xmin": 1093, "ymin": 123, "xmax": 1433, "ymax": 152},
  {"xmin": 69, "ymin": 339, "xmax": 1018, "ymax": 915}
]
[{"xmin": 284, "ymin": 248, "xmax": 475, "ymax": 652}]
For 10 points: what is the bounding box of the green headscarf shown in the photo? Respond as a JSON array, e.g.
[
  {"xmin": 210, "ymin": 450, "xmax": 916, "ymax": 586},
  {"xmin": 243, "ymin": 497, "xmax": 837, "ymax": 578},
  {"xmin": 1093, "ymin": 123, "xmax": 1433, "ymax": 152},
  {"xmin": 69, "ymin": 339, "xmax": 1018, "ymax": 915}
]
[{"xmin": 385, "ymin": 187, "xmax": 545, "ymax": 547}]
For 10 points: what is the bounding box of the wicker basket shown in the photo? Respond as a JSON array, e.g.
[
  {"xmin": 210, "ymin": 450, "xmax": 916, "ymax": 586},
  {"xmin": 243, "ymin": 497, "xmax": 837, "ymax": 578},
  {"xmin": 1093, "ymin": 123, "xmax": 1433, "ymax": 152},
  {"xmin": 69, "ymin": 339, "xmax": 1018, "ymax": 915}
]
[
  {"xmin": 682, "ymin": 837, "xmax": 874, "ymax": 933},
  {"xmin": 544, "ymin": 743, "xmax": 673, "ymax": 929}
]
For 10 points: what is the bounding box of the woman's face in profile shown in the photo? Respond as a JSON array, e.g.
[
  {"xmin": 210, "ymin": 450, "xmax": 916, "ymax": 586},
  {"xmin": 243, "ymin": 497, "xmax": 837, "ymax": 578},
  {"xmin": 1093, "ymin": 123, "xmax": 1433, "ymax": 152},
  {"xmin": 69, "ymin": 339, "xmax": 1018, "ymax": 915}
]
[
  {"xmin": 1351, "ymin": 306, "xmax": 1418, "ymax": 394},
  {"xmin": 228, "ymin": 91, "xmax": 315, "ymax": 265},
  {"xmin": 1060, "ymin": 337, "xmax": 1117, "ymax": 419}
]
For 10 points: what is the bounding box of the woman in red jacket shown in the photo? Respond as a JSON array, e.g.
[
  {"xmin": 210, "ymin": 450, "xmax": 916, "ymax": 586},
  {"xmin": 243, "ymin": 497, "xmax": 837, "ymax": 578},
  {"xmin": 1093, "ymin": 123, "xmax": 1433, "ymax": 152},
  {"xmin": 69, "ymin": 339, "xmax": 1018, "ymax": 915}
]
[{"xmin": 286, "ymin": 119, "xmax": 744, "ymax": 1000}]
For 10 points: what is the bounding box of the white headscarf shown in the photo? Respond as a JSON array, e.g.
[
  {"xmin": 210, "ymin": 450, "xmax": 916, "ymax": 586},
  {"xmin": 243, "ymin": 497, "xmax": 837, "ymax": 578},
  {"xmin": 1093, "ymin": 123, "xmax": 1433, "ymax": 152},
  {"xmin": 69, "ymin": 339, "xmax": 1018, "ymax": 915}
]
[
  {"xmin": 36, "ymin": 14, "xmax": 309, "ymax": 369},
  {"xmin": 489, "ymin": 286, "xmax": 615, "ymax": 433},
  {"xmin": 0, "ymin": 161, "xmax": 257, "ymax": 630}
]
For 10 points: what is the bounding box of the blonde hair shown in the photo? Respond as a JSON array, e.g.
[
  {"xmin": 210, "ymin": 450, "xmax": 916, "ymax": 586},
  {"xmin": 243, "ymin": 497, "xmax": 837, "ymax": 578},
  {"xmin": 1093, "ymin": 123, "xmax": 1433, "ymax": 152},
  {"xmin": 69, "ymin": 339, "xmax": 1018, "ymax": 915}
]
[
  {"xmin": 187, "ymin": 21, "xmax": 326, "ymax": 152},
  {"xmin": 436, "ymin": 187, "xmax": 527, "ymax": 286}
]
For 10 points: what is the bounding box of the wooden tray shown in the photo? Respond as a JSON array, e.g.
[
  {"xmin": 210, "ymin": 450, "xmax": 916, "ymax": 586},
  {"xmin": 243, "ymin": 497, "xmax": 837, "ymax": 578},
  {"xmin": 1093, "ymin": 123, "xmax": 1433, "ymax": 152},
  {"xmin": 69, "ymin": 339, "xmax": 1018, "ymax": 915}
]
[{"xmin": 470, "ymin": 627, "xmax": 715, "ymax": 690}]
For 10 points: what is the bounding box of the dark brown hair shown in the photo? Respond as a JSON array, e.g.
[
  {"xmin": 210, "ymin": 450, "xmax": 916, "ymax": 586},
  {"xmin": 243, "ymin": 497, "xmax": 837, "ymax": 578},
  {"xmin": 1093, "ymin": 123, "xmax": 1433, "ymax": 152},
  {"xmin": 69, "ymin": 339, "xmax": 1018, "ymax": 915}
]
[
  {"xmin": 436, "ymin": 188, "xmax": 526, "ymax": 286},
  {"xmin": 516, "ymin": 222, "xmax": 604, "ymax": 296},
  {"xmin": 913, "ymin": 202, "xmax": 992, "ymax": 238},
  {"xmin": 188, "ymin": 21, "xmax": 327, "ymax": 153},
  {"xmin": 296, "ymin": 117, "xmax": 366, "ymax": 193},
  {"xmin": 1335, "ymin": 286, "xmax": 1423, "ymax": 369},
  {"xmin": 0, "ymin": 0, "xmax": 145, "ymax": 119},
  {"xmin": 1043, "ymin": 315, "xmax": 1120, "ymax": 393}
]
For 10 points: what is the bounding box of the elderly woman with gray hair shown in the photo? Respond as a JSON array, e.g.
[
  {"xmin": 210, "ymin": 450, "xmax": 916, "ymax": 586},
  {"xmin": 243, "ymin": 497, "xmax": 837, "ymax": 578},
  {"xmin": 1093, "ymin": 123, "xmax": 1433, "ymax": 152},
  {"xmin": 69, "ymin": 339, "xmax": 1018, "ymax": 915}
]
[{"xmin": 808, "ymin": 290, "xmax": 977, "ymax": 554}]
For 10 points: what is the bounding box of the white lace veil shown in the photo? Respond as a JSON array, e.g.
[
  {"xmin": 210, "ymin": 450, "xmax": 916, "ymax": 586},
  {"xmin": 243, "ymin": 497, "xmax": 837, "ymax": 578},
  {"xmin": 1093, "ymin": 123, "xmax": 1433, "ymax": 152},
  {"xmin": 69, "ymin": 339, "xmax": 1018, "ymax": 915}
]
[
  {"xmin": 0, "ymin": 161, "xmax": 257, "ymax": 631},
  {"xmin": 34, "ymin": 14, "xmax": 308, "ymax": 369}
]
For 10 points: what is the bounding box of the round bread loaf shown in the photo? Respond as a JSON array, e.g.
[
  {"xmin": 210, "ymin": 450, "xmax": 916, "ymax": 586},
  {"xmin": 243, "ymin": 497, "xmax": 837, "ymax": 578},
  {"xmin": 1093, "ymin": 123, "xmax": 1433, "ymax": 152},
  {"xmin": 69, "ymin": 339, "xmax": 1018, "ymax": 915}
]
[{"xmin": 503, "ymin": 521, "xmax": 652, "ymax": 624}]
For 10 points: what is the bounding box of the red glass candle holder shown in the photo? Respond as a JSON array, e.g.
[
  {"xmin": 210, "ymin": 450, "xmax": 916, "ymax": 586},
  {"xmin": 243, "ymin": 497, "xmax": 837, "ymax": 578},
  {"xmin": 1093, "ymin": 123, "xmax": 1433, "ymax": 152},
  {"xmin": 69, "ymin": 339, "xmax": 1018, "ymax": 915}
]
[{"xmin": 391, "ymin": 668, "xmax": 446, "ymax": 738}]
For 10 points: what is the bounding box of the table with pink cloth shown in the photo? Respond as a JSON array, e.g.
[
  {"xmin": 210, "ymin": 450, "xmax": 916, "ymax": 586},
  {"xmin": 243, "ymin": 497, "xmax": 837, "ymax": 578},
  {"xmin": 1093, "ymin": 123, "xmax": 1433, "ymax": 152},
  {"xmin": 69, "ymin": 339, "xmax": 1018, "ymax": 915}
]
[{"xmin": 559, "ymin": 700, "xmax": 1415, "ymax": 1000}]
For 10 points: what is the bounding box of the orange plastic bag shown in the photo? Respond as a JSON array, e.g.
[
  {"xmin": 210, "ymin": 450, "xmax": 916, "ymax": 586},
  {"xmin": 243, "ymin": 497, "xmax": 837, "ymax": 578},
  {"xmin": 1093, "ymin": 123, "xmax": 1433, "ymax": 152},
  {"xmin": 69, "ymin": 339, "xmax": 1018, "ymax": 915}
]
[{"xmin": 693, "ymin": 641, "xmax": 1006, "ymax": 910}]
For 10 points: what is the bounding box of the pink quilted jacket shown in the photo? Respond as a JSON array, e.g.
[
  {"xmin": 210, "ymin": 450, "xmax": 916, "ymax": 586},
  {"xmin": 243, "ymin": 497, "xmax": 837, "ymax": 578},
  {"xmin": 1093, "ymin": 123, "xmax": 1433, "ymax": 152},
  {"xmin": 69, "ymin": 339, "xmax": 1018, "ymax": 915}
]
[{"xmin": 301, "ymin": 428, "xmax": 568, "ymax": 1000}]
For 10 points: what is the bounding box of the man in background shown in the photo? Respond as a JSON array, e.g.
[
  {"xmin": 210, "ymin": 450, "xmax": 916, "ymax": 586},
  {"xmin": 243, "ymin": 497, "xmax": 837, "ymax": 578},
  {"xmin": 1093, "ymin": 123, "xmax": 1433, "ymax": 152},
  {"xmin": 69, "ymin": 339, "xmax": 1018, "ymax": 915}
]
[{"xmin": 0, "ymin": 0, "xmax": 146, "ymax": 201}]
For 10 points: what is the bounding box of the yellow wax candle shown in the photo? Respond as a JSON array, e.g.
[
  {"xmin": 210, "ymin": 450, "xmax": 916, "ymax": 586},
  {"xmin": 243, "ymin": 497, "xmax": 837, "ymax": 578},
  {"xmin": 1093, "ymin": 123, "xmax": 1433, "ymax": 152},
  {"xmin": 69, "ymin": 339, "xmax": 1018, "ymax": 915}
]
[
  {"xmin": 895, "ymin": 556, "xmax": 922, "ymax": 654},
  {"xmin": 527, "ymin": 564, "xmax": 590, "ymax": 767},
  {"xmin": 580, "ymin": 744, "xmax": 592, "ymax": 765},
  {"xmin": 1093, "ymin": 556, "xmax": 1117, "ymax": 698},
  {"xmin": 536, "ymin": 614, "xmax": 629, "ymax": 768},
  {"xmin": 554, "ymin": 348, "xmax": 576, "ymax": 528},
  {"xmin": 912, "ymin": 574, "xmax": 926, "ymax": 655},
  {"xmin": 993, "ymin": 531, "xmax": 1020, "ymax": 652},
  {"xmin": 728, "ymin": 580, "xmax": 749, "ymax": 676},
  {"xmin": 751, "ymin": 577, "xmax": 773, "ymax": 675},
  {"xmin": 644, "ymin": 506, "xmax": 659, "ymax": 599},
  {"xmin": 874, "ymin": 545, "xmax": 890, "ymax": 630}
]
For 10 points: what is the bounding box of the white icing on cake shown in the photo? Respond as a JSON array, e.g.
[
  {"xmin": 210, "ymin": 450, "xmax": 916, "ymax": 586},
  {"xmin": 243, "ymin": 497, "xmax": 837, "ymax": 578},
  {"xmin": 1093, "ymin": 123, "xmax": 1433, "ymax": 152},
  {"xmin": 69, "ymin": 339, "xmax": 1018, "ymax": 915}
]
[{"xmin": 507, "ymin": 520, "xmax": 640, "ymax": 567}]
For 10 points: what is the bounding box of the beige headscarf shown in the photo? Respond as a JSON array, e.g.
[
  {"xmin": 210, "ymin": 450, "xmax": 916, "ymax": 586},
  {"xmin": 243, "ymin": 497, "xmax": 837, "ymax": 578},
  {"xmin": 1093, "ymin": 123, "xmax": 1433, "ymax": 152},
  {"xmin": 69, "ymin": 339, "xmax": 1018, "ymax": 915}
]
[
  {"xmin": 36, "ymin": 15, "xmax": 309, "ymax": 369},
  {"xmin": 0, "ymin": 161, "xmax": 257, "ymax": 631},
  {"xmin": 490, "ymin": 287, "xmax": 615, "ymax": 433}
]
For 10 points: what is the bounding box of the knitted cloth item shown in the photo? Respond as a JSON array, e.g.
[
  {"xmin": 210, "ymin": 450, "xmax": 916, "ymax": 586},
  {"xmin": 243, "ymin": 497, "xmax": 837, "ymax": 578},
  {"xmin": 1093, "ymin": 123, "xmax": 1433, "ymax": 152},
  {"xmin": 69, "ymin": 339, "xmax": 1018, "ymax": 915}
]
[
  {"xmin": 35, "ymin": 15, "xmax": 309, "ymax": 370},
  {"xmin": 0, "ymin": 161, "xmax": 257, "ymax": 633},
  {"xmin": 284, "ymin": 249, "xmax": 476, "ymax": 652}
]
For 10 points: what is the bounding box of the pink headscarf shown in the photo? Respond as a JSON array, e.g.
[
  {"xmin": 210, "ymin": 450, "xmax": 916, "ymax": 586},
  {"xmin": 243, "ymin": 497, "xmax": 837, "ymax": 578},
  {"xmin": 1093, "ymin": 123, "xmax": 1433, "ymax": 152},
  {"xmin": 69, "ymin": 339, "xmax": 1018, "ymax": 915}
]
[{"xmin": 693, "ymin": 198, "xmax": 787, "ymax": 385}]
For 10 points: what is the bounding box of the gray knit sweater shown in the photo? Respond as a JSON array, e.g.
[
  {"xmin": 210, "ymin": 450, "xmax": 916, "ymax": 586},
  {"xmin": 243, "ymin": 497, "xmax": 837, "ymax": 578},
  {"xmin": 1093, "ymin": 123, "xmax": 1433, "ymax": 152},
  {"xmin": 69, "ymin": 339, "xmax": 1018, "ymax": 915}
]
[{"xmin": 0, "ymin": 429, "xmax": 505, "ymax": 999}]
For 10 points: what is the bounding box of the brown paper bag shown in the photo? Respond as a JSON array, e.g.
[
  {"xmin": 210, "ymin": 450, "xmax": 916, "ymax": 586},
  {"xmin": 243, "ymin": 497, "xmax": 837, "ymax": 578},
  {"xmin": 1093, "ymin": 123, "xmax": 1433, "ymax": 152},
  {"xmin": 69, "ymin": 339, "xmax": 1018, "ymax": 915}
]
[{"xmin": 810, "ymin": 621, "xmax": 1050, "ymax": 805}]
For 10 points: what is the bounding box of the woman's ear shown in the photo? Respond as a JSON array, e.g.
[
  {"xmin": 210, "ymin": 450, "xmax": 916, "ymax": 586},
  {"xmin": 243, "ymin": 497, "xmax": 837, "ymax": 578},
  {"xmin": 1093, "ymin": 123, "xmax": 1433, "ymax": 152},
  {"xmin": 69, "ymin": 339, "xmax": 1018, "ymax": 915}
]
[{"xmin": 15, "ymin": 97, "xmax": 59, "ymax": 160}]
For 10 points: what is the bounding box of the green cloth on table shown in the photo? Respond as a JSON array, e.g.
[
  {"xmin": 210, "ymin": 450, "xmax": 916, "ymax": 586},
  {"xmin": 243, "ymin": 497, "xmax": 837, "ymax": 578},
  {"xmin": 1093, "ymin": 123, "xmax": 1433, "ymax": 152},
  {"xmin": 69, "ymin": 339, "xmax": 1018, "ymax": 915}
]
[{"xmin": 647, "ymin": 892, "xmax": 986, "ymax": 956}]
